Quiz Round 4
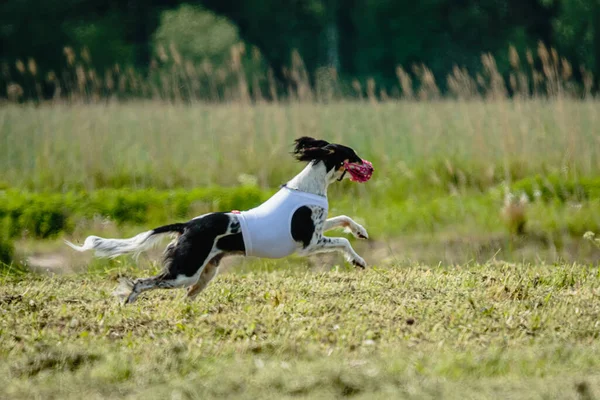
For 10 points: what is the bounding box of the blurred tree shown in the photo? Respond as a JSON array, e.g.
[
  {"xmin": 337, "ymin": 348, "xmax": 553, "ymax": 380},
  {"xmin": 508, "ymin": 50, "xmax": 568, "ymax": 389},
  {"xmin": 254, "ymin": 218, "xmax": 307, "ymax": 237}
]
[
  {"xmin": 195, "ymin": 0, "xmax": 557, "ymax": 91},
  {"xmin": 3, "ymin": 0, "xmax": 599, "ymax": 98},
  {"xmin": 197, "ymin": 0, "xmax": 326, "ymax": 83},
  {"xmin": 1, "ymin": 0, "xmax": 182, "ymax": 70},
  {"xmin": 62, "ymin": 12, "xmax": 136, "ymax": 68},
  {"xmin": 544, "ymin": 0, "xmax": 600, "ymax": 86},
  {"xmin": 337, "ymin": 0, "xmax": 554, "ymax": 89},
  {"xmin": 153, "ymin": 4, "xmax": 240, "ymax": 66}
]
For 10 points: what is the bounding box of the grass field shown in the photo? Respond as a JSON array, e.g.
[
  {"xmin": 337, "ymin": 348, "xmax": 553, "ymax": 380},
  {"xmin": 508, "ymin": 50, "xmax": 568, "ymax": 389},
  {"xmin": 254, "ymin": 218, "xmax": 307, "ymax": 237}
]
[
  {"xmin": 2, "ymin": 100, "xmax": 600, "ymax": 192},
  {"xmin": 2, "ymin": 97, "xmax": 600, "ymax": 398},
  {"xmin": 3, "ymin": 261, "xmax": 600, "ymax": 399}
]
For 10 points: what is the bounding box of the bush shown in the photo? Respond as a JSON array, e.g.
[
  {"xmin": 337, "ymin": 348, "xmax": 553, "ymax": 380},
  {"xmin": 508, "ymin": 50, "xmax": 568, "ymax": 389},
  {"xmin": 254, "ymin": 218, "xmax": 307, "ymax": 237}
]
[
  {"xmin": 0, "ymin": 231, "xmax": 14, "ymax": 266},
  {"xmin": 0, "ymin": 186, "xmax": 273, "ymax": 239},
  {"xmin": 0, "ymin": 191, "xmax": 70, "ymax": 238},
  {"xmin": 510, "ymin": 175, "xmax": 600, "ymax": 203}
]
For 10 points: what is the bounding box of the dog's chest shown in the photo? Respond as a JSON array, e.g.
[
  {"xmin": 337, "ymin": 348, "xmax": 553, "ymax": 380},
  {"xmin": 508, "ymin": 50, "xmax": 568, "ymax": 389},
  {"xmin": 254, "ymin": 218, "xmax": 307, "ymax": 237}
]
[{"xmin": 235, "ymin": 187, "xmax": 328, "ymax": 259}]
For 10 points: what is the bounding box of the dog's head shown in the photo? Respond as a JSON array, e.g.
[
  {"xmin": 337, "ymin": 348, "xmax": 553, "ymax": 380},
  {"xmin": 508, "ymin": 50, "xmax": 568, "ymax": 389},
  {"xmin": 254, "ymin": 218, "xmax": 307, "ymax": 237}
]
[{"xmin": 292, "ymin": 137, "xmax": 374, "ymax": 183}]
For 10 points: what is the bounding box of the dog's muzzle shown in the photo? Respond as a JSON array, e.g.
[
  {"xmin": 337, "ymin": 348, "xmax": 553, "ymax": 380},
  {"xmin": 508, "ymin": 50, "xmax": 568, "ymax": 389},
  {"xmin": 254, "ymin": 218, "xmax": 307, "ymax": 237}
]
[{"xmin": 342, "ymin": 159, "xmax": 374, "ymax": 183}]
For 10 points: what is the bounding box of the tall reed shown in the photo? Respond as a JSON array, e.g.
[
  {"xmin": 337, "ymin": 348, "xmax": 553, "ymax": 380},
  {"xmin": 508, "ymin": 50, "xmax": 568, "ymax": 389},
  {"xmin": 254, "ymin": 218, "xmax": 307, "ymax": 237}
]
[{"xmin": 0, "ymin": 42, "xmax": 594, "ymax": 104}]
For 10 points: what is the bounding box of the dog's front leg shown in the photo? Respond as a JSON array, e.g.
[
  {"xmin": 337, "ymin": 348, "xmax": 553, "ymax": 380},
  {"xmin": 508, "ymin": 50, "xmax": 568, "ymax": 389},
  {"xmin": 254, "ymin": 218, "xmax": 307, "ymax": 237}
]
[
  {"xmin": 323, "ymin": 216, "xmax": 369, "ymax": 239},
  {"xmin": 299, "ymin": 236, "xmax": 367, "ymax": 269}
]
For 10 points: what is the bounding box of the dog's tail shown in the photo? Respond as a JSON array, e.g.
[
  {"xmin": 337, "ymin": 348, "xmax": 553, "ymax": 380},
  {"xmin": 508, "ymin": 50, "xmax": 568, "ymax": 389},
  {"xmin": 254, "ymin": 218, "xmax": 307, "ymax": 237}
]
[{"xmin": 64, "ymin": 223, "xmax": 187, "ymax": 259}]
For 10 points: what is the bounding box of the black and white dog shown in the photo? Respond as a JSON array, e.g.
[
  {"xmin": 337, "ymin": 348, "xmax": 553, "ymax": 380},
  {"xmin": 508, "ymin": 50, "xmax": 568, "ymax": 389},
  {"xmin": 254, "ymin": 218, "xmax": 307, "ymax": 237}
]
[{"xmin": 66, "ymin": 137, "xmax": 374, "ymax": 304}]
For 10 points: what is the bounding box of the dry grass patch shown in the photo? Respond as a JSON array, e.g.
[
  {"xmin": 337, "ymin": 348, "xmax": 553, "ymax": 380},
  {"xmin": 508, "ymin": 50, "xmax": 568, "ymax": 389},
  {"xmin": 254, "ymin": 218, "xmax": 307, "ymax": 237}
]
[{"xmin": 2, "ymin": 262, "xmax": 600, "ymax": 398}]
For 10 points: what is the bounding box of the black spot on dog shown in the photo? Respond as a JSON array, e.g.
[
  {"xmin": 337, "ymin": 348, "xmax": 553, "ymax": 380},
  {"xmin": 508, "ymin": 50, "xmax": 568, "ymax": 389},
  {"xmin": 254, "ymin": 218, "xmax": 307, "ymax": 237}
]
[
  {"xmin": 291, "ymin": 206, "xmax": 315, "ymax": 248},
  {"xmin": 216, "ymin": 233, "xmax": 245, "ymax": 253},
  {"xmin": 230, "ymin": 222, "xmax": 241, "ymax": 234}
]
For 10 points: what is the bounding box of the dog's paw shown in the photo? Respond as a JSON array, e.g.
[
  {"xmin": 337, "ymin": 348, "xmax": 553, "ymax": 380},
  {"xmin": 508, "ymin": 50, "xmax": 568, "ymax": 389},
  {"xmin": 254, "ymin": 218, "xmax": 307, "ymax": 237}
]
[
  {"xmin": 351, "ymin": 256, "xmax": 367, "ymax": 269},
  {"xmin": 352, "ymin": 224, "xmax": 369, "ymax": 240},
  {"xmin": 112, "ymin": 277, "xmax": 134, "ymax": 304}
]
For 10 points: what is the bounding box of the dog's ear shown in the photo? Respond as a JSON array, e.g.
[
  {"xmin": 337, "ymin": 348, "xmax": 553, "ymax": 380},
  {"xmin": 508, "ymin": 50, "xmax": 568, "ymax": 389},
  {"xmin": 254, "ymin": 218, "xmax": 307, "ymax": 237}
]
[
  {"xmin": 294, "ymin": 146, "xmax": 333, "ymax": 162},
  {"xmin": 293, "ymin": 137, "xmax": 330, "ymax": 154},
  {"xmin": 293, "ymin": 137, "xmax": 332, "ymax": 162}
]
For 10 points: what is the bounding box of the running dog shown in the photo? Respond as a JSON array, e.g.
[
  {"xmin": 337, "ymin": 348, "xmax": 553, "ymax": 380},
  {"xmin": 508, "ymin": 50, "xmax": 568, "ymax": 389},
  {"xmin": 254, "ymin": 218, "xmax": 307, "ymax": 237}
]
[{"xmin": 65, "ymin": 137, "xmax": 374, "ymax": 304}]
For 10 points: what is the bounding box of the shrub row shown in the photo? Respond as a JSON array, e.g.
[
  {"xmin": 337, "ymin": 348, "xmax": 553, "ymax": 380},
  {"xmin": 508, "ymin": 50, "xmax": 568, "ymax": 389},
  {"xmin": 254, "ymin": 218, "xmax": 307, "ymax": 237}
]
[
  {"xmin": 0, "ymin": 186, "xmax": 272, "ymax": 239},
  {"xmin": 509, "ymin": 175, "xmax": 600, "ymax": 203},
  {"xmin": 0, "ymin": 233, "xmax": 14, "ymax": 266},
  {"xmin": 1, "ymin": 175, "xmax": 598, "ymax": 240}
]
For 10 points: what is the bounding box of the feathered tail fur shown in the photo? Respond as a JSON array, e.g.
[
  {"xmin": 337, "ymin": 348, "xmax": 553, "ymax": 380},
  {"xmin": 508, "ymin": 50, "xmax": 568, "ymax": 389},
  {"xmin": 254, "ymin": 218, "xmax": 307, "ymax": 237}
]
[{"xmin": 64, "ymin": 223, "xmax": 187, "ymax": 259}]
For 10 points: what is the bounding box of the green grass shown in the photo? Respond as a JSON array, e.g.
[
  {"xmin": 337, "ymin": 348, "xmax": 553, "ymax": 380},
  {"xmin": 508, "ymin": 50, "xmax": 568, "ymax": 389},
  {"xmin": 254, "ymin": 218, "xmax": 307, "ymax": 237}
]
[{"xmin": 2, "ymin": 262, "xmax": 600, "ymax": 398}]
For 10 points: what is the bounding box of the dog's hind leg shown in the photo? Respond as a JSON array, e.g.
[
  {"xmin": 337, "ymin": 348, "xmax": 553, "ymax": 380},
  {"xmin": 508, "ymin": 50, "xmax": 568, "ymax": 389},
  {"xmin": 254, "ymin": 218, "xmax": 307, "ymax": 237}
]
[
  {"xmin": 186, "ymin": 254, "xmax": 223, "ymax": 300},
  {"xmin": 186, "ymin": 221, "xmax": 246, "ymax": 301},
  {"xmin": 116, "ymin": 247, "xmax": 222, "ymax": 304},
  {"xmin": 113, "ymin": 271, "xmax": 200, "ymax": 304},
  {"xmin": 112, "ymin": 237, "xmax": 191, "ymax": 304}
]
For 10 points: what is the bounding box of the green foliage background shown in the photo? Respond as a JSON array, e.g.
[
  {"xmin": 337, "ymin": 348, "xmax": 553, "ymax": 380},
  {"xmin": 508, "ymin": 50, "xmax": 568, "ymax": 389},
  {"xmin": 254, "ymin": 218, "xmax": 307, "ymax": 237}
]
[{"xmin": 2, "ymin": 0, "xmax": 600, "ymax": 97}]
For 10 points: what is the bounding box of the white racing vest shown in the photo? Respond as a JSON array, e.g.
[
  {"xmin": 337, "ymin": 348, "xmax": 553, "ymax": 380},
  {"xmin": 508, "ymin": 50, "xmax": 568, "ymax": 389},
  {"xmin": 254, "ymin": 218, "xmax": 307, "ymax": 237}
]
[{"xmin": 235, "ymin": 186, "xmax": 328, "ymax": 259}]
